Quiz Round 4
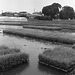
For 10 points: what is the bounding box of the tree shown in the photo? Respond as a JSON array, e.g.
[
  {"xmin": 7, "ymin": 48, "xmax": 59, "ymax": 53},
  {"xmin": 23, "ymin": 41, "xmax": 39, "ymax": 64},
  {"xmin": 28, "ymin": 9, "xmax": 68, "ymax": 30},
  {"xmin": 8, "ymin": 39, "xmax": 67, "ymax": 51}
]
[
  {"xmin": 42, "ymin": 3, "xmax": 61, "ymax": 19},
  {"xmin": 59, "ymin": 6, "xmax": 74, "ymax": 19},
  {"xmin": 74, "ymin": 12, "xmax": 75, "ymax": 19}
]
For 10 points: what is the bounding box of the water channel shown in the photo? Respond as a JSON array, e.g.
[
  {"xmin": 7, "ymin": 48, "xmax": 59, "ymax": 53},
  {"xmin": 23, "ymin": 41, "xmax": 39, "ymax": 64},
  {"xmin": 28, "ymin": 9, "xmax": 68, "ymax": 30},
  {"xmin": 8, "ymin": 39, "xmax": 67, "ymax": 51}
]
[{"xmin": 0, "ymin": 25, "xmax": 68, "ymax": 75}]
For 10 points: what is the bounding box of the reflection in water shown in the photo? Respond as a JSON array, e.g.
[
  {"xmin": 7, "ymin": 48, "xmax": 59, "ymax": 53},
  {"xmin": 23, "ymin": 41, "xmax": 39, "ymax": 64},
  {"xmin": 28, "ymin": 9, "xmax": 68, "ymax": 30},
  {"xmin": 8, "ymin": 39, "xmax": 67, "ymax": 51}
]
[
  {"xmin": 0, "ymin": 63, "xmax": 29, "ymax": 75},
  {"xmin": 38, "ymin": 64, "xmax": 69, "ymax": 75}
]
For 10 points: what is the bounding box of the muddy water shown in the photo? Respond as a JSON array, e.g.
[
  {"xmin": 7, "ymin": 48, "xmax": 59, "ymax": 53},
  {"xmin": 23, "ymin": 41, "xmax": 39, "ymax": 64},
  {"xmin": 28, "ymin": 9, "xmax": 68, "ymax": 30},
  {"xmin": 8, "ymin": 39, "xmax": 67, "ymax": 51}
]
[
  {"xmin": 0, "ymin": 25, "xmax": 67, "ymax": 75},
  {"xmin": 0, "ymin": 25, "xmax": 23, "ymax": 29},
  {"xmin": 0, "ymin": 34, "xmax": 67, "ymax": 75}
]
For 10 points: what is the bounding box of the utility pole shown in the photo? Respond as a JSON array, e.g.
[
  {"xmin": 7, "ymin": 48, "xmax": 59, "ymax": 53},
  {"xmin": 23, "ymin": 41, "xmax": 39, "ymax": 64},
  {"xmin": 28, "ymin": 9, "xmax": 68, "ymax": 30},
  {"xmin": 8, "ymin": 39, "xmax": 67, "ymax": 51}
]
[
  {"xmin": 2, "ymin": 10, "xmax": 3, "ymax": 13},
  {"xmin": 34, "ymin": 8, "xmax": 35, "ymax": 13}
]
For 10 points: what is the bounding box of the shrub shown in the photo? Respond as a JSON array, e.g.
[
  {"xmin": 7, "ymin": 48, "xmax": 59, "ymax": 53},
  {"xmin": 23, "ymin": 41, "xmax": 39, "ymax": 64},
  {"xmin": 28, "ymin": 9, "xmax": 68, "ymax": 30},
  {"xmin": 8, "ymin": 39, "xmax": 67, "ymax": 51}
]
[
  {"xmin": 38, "ymin": 46, "xmax": 75, "ymax": 72},
  {"xmin": 34, "ymin": 16, "xmax": 52, "ymax": 20}
]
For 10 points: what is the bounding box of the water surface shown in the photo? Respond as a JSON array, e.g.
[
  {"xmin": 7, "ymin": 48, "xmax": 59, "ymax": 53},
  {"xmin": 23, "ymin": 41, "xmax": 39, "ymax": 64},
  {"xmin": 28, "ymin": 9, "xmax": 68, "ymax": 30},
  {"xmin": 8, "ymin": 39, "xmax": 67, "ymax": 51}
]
[
  {"xmin": 0, "ymin": 33, "xmax": 68, "ymax": 75},
  {"xmin": 0, "ymin": 25, "xmax": 68, "ymax": 75}
]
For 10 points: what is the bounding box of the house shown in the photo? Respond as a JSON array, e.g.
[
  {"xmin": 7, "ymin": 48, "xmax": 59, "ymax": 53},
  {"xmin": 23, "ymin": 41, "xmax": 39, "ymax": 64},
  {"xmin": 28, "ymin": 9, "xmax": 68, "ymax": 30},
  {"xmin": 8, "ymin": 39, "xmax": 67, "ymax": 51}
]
[{"xmin": 1, "ymin": 12, "xmax": 14, "ymax": 17}]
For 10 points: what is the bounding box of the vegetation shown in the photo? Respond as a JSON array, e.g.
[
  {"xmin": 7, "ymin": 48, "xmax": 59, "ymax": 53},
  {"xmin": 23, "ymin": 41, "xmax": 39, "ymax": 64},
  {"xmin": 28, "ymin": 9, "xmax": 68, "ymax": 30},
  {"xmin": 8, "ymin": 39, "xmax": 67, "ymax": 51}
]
[
  {"xmin": 23, "ymin": 24, "xmax": 75, "ymax": 32},
  {"xmin": 34, "ymin": 16, "xmax": 52, "ymax": 20},
  {"xmin": 42, "ymin": 3, "xmax": 61, "ymax": 19},
  {"xmin": 0, "ymin": 53, "xmax": 29, "ymax": 71},
  {"xmin": 42, "ymin": 3, "xmax": 75, "ymax": 20},
  {"xmin": 23, "ymin": 25, "xmax": 61, "ymax": 31},
  {"xmin": 0, "ymin": 46, "xmax": 9, "ymax": 50},
  {"xmin": 23, "ymin": 19, "xmax": 75, "ymax": 33},
  {"xmin": 3, "ymin": 28, "xmax": 75, "ymax": 44},
  {"xmin": 60, "ymin": 6, "xmax": 74, "ymax": 19},
  {"xmin": 0, "ymin": 45, "xmax": 29, "ymax": 71},
  {"xmin": 0, "ymin": 48, "xmax": 20, "ymax": 55},
  {"xmin": 38, "ymin": 46, "xmax": 75, "ymax": 72}
]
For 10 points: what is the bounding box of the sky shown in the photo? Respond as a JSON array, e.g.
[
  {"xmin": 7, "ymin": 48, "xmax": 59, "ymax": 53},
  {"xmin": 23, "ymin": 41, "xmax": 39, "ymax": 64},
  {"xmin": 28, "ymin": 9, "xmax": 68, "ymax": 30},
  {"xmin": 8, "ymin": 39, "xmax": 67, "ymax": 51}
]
[{"xmin": 0, "ymin": 0, "xmax": 75, "ymax": 14}]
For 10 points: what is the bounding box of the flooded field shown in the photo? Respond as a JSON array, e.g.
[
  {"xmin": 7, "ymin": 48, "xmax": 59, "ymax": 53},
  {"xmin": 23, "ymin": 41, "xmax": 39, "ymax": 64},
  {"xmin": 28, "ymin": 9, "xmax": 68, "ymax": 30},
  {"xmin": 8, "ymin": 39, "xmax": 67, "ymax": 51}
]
[
  {"xmin": 0, "ymin": 25, "xmax": 70, "ymax": 75},
  {"xmin": 0, "ymin": 25, "xmax": 23, "ymax": 30},
  {"xmin": 0, "ymin": 34, "xmax": 68, "ymax": 75}
]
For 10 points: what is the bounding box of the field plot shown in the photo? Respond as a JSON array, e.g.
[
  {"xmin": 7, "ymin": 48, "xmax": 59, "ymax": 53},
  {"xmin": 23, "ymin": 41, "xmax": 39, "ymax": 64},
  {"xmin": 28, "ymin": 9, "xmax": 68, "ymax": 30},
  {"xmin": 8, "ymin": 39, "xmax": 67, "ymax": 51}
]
[
  {"xmin": 24, "ymin": 19, "xmax": 75, "ymax": 26},
  {"xmin": 2, "ymin": 19, "xmax": 75, "ymax": 74},
  {"xmin": 23, "ymin": 25, "xmax": 62, "ymax": 31},
  {"xmin": 3, "ymin": 28, "xmax": 75, "ymax": 44},
  {"xmin": 23, "ymin": 25, "xmax": 75, "ymax": 32},
  {"xmin": 23, "ymin": 19, "xmax": 75, "ymax": 32},
  {"xmin": 1, "ymin": 19, "xmax": 75, "ymax": 32},
  {"xmin": 0, "ymin": 33, "xmax": 68, "ymax": 75},
  {"xmin": 0, "ymin": 16, "xmax": 27, "ymax": 25},
  {"xmin": 0, "ymin": 45, "xmax": 29, "ymax": 71},
  {"xmin": 38, "ymin": 46, "xmax": 75, "ymax": 72}
]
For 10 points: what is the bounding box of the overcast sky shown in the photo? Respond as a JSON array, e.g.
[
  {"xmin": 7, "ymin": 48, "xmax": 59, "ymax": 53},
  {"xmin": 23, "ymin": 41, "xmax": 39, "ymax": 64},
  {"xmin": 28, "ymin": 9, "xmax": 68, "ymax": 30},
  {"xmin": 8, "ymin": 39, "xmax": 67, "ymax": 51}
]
[{"xmin": 0, "ymin": 0, "xmax": 75, "ymax": 13}]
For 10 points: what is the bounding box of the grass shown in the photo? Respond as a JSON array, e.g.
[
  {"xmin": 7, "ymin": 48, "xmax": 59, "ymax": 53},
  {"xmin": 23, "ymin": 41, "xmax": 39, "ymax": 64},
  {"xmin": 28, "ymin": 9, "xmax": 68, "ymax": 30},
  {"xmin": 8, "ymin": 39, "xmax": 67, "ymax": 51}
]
[
  {"xmin": 38, "ymin": 46, "xmax": 75, "ymax": 72},
  {"xmin": 0, "ymin": 45, "xmax": 9, "ymax": 50},
  {"xmin": 3, "ymin": 28, "xmax": 75, "ymax": 44},
  {"xmin": 0, "ymin": 48, "xmax": 20, "ymax": 55},
  {"xmin": 23, "ymin": 19, "xmax": 75, "ymax": 32},
  {"xmin": 0, "ymin": 53, "xmax": 28, "ymax": 71},
  {"xmin": 24, "ymin": 19, "xmax": 75, "ymax": 27},
  {"xmin": 0, "ymin": 45, "xmax": 29, "ymax": 71},
  {"xmin": 0, "ymin": 21, "xmax": 24, "ymax": 26},
  {"xmin": 1, "ymin": 19, "xmax": 75, "ymax": 32},
  {"xmin": 23, "ymin": 25, "xmax": 62, "ymax": 31},
  {"xmin": 23, "ymin": 25, "xmax": 75, "ymax": 32},
  {"xmin": 1, "ymin": 19, "xmax": 75, "ymax": 27}
]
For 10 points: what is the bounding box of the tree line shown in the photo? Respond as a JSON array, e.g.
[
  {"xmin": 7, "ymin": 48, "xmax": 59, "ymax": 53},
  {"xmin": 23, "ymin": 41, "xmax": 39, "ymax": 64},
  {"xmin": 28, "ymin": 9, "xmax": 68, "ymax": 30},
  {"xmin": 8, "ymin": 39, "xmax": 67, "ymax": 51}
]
[{"xmin": 38, "ymin": 3, "xmax": 75, "ymax": 20}]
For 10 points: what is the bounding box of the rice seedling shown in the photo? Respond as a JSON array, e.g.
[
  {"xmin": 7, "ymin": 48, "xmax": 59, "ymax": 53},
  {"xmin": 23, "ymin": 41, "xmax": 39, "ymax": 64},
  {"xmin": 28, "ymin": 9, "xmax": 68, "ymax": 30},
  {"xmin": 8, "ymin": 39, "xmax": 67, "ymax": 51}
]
[
  {"xmin": 23, "ymin": 25, "xmax": 62, "ymax": 31},
  {"xmin": 0, "ymin": 48, "xmax": 20, "ymax": 55},
  {"xmin": 38, "ymin": 46, "xmax": 75, "ymax": 72},
  {"xmin": 0, "ymin": 45, "xmax": 29, "ymax": 71},
  {"xmin": 0, "ymin": 45, "xmax": 9, "ymax": 50},
  {"xmin": 0, "ymin": 53, "xmax": 29, "ymax": 71},
  {"xmin": 3, "ymin": 28, "xmax": 75, "ymax": 44}
]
